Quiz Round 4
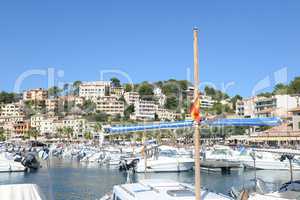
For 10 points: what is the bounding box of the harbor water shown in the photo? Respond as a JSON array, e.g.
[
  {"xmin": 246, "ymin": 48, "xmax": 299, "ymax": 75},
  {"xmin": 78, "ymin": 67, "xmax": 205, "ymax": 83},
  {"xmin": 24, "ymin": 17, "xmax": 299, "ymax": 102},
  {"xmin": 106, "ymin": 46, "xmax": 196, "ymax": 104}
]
[{"xmin": 0, "ymin": 158, "xmax": 298, "ymax": 200}]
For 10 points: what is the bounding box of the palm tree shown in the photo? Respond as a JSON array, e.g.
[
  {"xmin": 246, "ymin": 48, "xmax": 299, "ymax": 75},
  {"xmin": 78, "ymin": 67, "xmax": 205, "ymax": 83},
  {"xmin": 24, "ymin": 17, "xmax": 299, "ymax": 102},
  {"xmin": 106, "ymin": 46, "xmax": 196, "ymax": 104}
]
[
  {"xmin": 27, "ymin": 127, "xmax": 39, "ymax": 141},
  {"xmin": 63, "ymin": 127, "xmax": 74, "ymax": 140},
  {"xmin": 63, "ymin": 83, "xmax": 70, "ymax": 96},
  {"xmin": 56, "ymin": 127, "xmax": 64, "ymax": 141},
  {"xmin": 84, "ymin": 131, "xmax": 93, "ymax": 140},
  {"xmin": 93, "ymin": 122, "xmax": 102, "ymax": 133},
  {"xmin": 72, "ymin": 80, "xmax": 82, "ymax": 95}
]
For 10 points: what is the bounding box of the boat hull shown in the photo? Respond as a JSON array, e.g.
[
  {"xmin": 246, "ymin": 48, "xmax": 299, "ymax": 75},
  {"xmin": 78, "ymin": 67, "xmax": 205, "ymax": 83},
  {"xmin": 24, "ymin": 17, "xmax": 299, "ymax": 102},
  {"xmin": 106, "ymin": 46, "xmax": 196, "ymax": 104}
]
[{"xmin": 136, "ymin": 157, "xmax": 194, "ymax": 173}]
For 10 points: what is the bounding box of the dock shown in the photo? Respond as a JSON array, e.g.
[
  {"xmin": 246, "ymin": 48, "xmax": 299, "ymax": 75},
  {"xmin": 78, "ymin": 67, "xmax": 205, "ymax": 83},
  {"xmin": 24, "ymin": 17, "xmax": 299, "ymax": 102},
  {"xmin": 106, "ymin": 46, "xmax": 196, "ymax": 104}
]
[{"xmin": 200, "ymin": 160, "xmax": 241, "ymax": 174}]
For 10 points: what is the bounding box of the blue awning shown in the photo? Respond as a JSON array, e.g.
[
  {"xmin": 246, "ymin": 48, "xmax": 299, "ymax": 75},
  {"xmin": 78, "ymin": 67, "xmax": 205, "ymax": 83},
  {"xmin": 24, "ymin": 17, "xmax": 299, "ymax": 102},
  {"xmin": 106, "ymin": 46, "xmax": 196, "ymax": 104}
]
[
  {"xmin": 106, "ymin": 117, "xmax": 282, "ymax": 134},
  {"xmin": 202, "ymin": 117, "xmax": 282, "ymax": 127},
  {"xmin": 108, "ymin": 120, "xmax": 194, "ymax": 134}
]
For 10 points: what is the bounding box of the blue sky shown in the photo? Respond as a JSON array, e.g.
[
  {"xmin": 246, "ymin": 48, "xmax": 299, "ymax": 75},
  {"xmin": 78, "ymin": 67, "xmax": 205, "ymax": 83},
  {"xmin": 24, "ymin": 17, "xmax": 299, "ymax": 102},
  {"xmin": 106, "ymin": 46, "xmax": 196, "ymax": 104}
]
[{"xmin": 0, "ymin": 0, "xmax": 299, "ymax": 97}]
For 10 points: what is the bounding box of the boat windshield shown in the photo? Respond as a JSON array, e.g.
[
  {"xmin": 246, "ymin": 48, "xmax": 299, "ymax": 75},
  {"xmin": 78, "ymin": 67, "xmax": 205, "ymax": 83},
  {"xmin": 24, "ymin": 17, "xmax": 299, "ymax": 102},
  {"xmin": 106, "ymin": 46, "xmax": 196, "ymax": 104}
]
[
  {"xmin": 211, "ymin": 149, "xmax": 231, "ymax": 155},
  {"xmin": 167, "ymin": 189, "xmax": 195, "ymax": 197},
  {"xmin": 159, "ymin": 149, "xmax": 178, "ymax": 157}
]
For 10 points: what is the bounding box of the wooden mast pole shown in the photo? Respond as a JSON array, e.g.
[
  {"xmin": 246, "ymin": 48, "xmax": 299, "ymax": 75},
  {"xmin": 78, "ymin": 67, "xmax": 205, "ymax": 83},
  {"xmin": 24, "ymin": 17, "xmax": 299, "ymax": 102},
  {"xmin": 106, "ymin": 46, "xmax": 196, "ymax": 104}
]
[{"xmin": 193, "ymin": 28, "xmax": 201, "ymax": 200}]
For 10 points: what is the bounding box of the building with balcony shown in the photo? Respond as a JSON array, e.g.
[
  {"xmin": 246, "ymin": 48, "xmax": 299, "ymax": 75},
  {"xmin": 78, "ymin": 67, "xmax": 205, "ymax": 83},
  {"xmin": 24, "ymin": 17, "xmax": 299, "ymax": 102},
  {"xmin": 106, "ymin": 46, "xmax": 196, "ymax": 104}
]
[
  {"xmin": 111, "ymin": 86, "xmax": 124, "ymax": 98},
  {"xmin": 0, "ymin": 103, "xmax": 23, "ymax": 117},
  {"xmin": 95, "ymin": 96, "xmax": 124, "ymax": 116},
  {"xmin": 13, "ymin": 121, "xmax": 30, "ymax": 137},
  {"xmin": 79, "ymin": 81, "xmax": 111, "ymax": 100},
  {"xmin": 124, "ymin": 92, "xmax": 140, "ymax": 105},
  {"xmin": 45, "ymin": 99, "xmax": 59, "ymax": 112},
  {"xmin": 30, "ymin": 114, "xmax": 47, "ymax": 131},
  {"xmin": 254, "ymin": 95, "xmax": 298, "ymax": 118},
  {"xmin": 235, "ymin": 97, "xmax": 256, "ymax": 118},
  {"xmin": 131, "ymin": 100, "xmax": 156, "ymax": 120},
  {"xmin": 200, "ymin": 95, "xmax": 215, "ymax": 109},
  {"xmin": 290, "ymin": 107, "xmax": 300, "ymax": 131},
  {"xmin": 62, "ymin": 116, "xmax": 87, "ymax": 138},
  {"xmin": 23, "ymin": 88, "xmax": 48, "ymax": 101},
  {"xmin": 155, "ymin": 107, "xmax": 180, "ymax": 121}
]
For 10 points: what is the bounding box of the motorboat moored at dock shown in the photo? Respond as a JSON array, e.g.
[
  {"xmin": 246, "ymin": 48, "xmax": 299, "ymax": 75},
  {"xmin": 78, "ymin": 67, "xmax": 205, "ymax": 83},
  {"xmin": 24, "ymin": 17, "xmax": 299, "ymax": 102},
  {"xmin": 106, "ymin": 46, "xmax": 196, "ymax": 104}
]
[{"xmin": 100, "ymin": 179, "xmax": 233, "ymax": 200}]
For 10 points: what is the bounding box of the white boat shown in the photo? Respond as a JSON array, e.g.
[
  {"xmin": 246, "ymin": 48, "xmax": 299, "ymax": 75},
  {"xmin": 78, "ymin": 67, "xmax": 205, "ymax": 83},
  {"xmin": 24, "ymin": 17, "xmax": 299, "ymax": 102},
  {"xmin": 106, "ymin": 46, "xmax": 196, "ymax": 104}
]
[
  {"xmin": 205, "ymin": 145, "xmax": 241, "ymax": 161},
  {"xmin": 0, "ymin": 152, "xmax": 26, "ymax": 172},
  {"xmin": 239, "ymin": 151, "xmax": 300, "ymax": 170},
  {"xmin": 246, "ymin": 181, "xmax": 300, "ymax": 199},
  {"xmin": 101, "ymin": 179, "xmax": 233, "ymax": 200},
  {"xmin": 248, "ymin": 192, "xmax": 300, "ymax": 200},
  {"xmin": 0, "ymin": 184, "xmax": 45, "ymax": 200},
  {"xmin": 135, "ymin": 146, "xmax": 194, "ymax": 173},
  {"xmin": 204, "ymin": 146, "xmax": 300, "ymax": 170}
]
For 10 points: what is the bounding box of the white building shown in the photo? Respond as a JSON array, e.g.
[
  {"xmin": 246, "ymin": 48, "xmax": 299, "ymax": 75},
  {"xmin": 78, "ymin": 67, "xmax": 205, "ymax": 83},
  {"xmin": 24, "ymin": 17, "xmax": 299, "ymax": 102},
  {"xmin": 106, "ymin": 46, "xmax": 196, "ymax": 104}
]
[
  {"xmin": 111, "ymin": 86, "xmax": 125, "ymax": 98},
  {"xmin": 200, "ymin": 95, "xmax": 215, "ymax": 109},
  {"xmin": 40, "ymin": 116, "xmax": 87, "ymax": 138},
  {"xmin": 236, "ymin": 97, "xmax": 256, "ymax": 118},
  {"xmin": 0, "ymin": 116, "xmax": 24, "ymax": 124},
  {"xmin": 79, "ymin": 81, "xmax": 111, "ymax": 100},
  {"xmin": 62, "ymin": 116, "xmax": 87, "ymax": 137},
  {"xmin": 40, "ymin": 117, "xmax": 59, "ymax": 135},
  {"xmin": 254, "ymin": 95, "xmax": 298, "ymax": 118},
  {"xmin": 124, "ymin": 92, "xmax": 140, "ymax": 105},
  {"xmin": 0, "ymin": 103, "xmax": 23, "ymax": 117},
  {"xmin": 95, "ymin": 96, "xmax": 124, "ymax": 116},
  {"xmin": 290, "ymin": 107, "xmax": 300, "ymax": 131},
  {"xmin": 59, "ymin": 96, "xmax": 84, "ymax": 108},
  {"xmin": 30, "ymin": 114, "xmax": 46, "ymax": 130},
  {"xmin": 45, "ymin": 99, "xmax": 59, "ymax": 112},
  {"xmin": 153, "ymin": 88, "xmax": 166, "ymax": 107},
  {"xmin": 23, "ymin": 88, "xmax": 48, "ymax": 101},
  {"xmin": 155, "ymin": 107, "xmax": 179, "ymax": 121},
  {"xmin": 236, "ymin": 95, "xmax": 298, "ymax": 118},
  {"xmin": 131, "ymin": 100, "xmax": 156, "ymax": 120},
  {"xmin": 236, "ymin": 100, "xmax": 244, "ymax": 116}
]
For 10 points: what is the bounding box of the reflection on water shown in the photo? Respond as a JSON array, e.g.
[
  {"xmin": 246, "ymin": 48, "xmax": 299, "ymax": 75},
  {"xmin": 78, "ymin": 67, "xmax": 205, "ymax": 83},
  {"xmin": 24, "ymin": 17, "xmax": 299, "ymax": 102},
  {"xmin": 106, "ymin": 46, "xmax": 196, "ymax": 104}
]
[{"xmin": 0, "ymin": 159, "xmax": 299, "ymax": 200}]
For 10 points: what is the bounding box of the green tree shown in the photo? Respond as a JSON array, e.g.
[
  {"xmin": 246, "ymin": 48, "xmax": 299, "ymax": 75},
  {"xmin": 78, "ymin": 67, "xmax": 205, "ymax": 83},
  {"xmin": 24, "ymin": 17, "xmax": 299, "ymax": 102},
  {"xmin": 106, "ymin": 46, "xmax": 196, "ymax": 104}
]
[
  {"xmin": 82, "ymin": 100, "xmax": 96, "ymax": 113},
  {"xmin": 164, "ymin": 96, "xmax": 179, "ymax": 110},
  {"xmin": 94, "ymin": 112, "xmax": 108, "ymax": 122},
  {"xmin": 0, "ymin": 92, "xmax": 17, "ymax": 104},
  {"xmin": 204, "ymin": 86, "xmax": 216, "ymax": 97},
  {"xmin": 124, "ymin": 84, "xmax": 133, "ymax": 92},
  {"xmin": 93, "ymin": 122, "xmax": 102, "ymax": 133},
  {"xmin": 289, "ymin": 77, "xmax": 300, "ymax": 94},
  {"xmin": 112, "ymin": 114, "xmax": 121, "ymax": 121},
  {"xmin": 204, "ymin": 86, "xmax": 229, "ymax": 101},
  {"xmin": 138, "ymin": 82, "xmax": 154, "ymax": 100},
  {"xmin": 162, "ymin": 82, "xmax": 180, "ymax": 96},
  {"xmin": 84, "ymin": 131, "xmax": 93, "ymax": 140},
  {"xmin": 72, "ymin": 80, "xmax": 82, "ymax": 95},
  {"xmin": 63, "ymin": 83, "xmax": 70, "ymax": 95},
  {"xmin": 110, "ymin": 77, "xmax": 121, "ymax": 87},
  {"xmin": 0, "ymin": 128, "xmax": 6, "ymax": 141},
  {"xmin": 124, "ymin": 104, "xmax": 134, "ymax": 120},
  {"xmin": 48, "ymin": 86, "xmax": 62, "ymax": 98},
  {"xmin": 273, "ymin": 83, "xmax": 289, "ymax": 95},
  {"xmin": 210, "ymin": 102, "xmax": 232, "ymax": 115},
  {"xmin": 231, "ymin": 95, "xmax": 243, "ymax": 110},
  {"xmin": 63, "ymin": 127, "xmax": 74, "ymax": 139},
  {"xmin": 257, "ymin": 92, "xmax": 273, "ymax": 98},
  {"xmin": 26, "ymin": 127, "xmax": 39, "ymax": 141},
  {"xmin": 178, "ymin": 80, "xmax": 189, "ymax": 91},
  {"xmin": 56, "ymin": 127, "xmax": 64, "ymax": 141}
]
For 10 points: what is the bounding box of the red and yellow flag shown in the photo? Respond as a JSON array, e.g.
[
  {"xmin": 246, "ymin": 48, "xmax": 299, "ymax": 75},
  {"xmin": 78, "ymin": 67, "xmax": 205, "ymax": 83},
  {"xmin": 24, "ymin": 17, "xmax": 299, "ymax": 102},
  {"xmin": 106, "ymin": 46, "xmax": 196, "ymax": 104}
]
[{"xmin": 190, "ymin": 95, "xmax": 201, "ymax": 123}]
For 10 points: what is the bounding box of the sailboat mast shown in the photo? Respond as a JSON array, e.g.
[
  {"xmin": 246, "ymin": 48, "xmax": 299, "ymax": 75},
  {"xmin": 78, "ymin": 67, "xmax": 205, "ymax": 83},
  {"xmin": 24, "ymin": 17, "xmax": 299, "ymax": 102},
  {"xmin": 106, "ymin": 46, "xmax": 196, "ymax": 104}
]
[{"xmin": 193, "ymin": 28, "xmax": 201, "ymax": 200}]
